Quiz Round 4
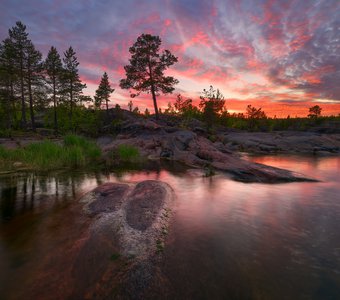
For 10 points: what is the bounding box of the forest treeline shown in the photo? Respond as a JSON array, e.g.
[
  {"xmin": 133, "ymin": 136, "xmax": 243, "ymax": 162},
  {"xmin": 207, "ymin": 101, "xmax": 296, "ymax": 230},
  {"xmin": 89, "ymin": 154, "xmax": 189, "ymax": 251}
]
[{"xmin": 0, "ymin": 21, "xmax": 339, "ymax": 137}]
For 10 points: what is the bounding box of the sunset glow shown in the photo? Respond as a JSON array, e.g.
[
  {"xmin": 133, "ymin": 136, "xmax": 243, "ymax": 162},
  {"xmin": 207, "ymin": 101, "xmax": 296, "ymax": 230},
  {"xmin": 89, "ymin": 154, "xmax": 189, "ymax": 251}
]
[{"xmin": 1, "ymin": 0, "xmax": 339, "ymax": 117}]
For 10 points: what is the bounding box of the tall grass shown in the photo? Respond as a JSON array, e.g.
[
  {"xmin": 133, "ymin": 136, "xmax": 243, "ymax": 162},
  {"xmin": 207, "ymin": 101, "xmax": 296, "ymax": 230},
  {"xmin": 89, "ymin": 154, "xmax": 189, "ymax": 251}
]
[
  {"xmin": 0, "ymin": 145, "xmax": 10, "ymax": 159},
  {"xmin": 116, "ymin": 144, "xmax": 140, "ymax": 162},
  {"xmin": 63, "ymin": 134, "xmax": 101, "ymax": 161},
  {"xmin": 0, "ymin": 135, "xmax": 102, "ymax": 171}
]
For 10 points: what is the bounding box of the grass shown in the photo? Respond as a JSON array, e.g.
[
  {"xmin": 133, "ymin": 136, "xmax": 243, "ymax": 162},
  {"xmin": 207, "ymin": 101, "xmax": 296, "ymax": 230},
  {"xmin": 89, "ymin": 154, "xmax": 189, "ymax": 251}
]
[
  {"xmin": 116, "ymin": 144, "xmax": 140, "ymax": 162},
  {"xmin": 0, "ymin": 135, "xmax": 102, "ymax": 171},
  {"xmin": 0, "ymin": 145, "xmax": 10, "ymax": 159},
  {"xmin": 63, "ymin": 134, "xmax": 101, "ymax": 160}
]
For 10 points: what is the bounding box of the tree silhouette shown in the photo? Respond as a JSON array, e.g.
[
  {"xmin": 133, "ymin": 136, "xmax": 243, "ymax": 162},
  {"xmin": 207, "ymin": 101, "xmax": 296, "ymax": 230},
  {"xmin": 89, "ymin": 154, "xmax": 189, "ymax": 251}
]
[
  {"xmin": 246, "ymin": 105, "xmax": 267, "ymax": 119},
  {"xmin": 174, "ymin": 94, "xmax": 193, "ymax": 115},
  {"xmin": 45, "ymin": 46, "xmax": 63, "ymax": 134},
  {"xmin": 8, "ymin": 21, "xmax": 30, "ymax": 128},
  {"xmin": 25, "ymin": 40, "xmax": 43, "ymax": 131},
  {"xmin": 308, "ymin": 105, "xmax": 322, "ymax": 118},
  {"xmin": 62, "ymin": 46, "xmax": 86, "ymax": 123},
  {"xmin": 120, "ymin": 34, "xmax": 178, "ymax": 119},
  {"xmin": 94, "ymin": 72, "xmax": 114, "ymax": 113},
  {"xmin": 144, "ymin": 108, "xmax": 150, "ymax": 117},
  {"xmin": 0, "ymin": 38, "xmax": 16, "ymax": 129},
  {"xmin": 199, "ymin": 86, "xmax": 225, "ymax": 130},
  {"xmin": 127, "ymin": 100, "xmax": 133, "ymax": 112}
]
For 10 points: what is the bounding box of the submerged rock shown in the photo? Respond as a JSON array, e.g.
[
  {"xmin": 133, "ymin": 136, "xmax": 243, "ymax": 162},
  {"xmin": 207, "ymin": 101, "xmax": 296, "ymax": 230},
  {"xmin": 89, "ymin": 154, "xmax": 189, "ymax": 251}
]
[
  {"xmin": 125, "ymin": 181, "xmax": 167, "ymax": 231},
  {"xmin": 85, "ymin": 182, "xmax": 129, "ymax": 214},
  {"xmin": 74, "ymin": 180, "xmax": 174, "ymax": 299},
  {"xmin": 81, "ymin": 180, "xmax": 174, "ymax": 259}
]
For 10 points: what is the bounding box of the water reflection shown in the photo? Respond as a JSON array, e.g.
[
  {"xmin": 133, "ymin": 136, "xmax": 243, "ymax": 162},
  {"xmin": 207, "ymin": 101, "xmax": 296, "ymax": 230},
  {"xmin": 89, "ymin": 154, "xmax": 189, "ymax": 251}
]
[{"xmin": 0, "ymin": 157, "xmax": 339, "ymax": 299}]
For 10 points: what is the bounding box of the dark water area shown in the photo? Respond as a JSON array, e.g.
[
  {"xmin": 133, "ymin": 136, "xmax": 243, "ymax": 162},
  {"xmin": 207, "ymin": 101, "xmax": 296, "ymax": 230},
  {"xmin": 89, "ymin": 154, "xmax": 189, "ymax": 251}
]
[{"xmin": 0, "ymin": 156, "xmax": 339, "ymax": 299}]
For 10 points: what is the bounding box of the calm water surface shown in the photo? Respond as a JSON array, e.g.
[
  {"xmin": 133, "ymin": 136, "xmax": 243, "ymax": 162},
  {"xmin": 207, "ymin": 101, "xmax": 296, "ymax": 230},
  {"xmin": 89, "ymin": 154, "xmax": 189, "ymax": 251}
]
[{"xmin": 0, "ymin": 156, "xmax": 339, "ymax": 299}]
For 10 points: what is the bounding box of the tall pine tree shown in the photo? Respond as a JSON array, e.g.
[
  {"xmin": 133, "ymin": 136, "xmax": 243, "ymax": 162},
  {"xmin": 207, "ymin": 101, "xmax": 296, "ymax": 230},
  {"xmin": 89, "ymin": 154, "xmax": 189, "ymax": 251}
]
[
  {"xmin": 62, "ymin": 47, "xmax": 86, "ymax": 123},
  {"xmin": 45, "ymin": 46, "xmax": 63, "ymax": 134},
  {"xmin": 120, "ymin": 34, "xmax": 178, "ymax": 119},
  {"xmin": 0, "ymin": 38, "xmax": 17, "ymax": 129},
  {"xmin": 25, "ymin": 40, "xmax": 43, "ymax": 131},
  {"xmin": 8, "ymin": 21, "xmax": 30, "ymax": 128},
  {"xmin": 94, "ymin": 72, "xmax": 114, "ymax": 113}
]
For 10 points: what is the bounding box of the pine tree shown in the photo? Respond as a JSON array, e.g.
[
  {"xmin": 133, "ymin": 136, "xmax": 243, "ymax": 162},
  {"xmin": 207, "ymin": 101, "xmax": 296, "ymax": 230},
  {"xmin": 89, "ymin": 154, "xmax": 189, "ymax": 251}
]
[
  {"xmin": 8, "ymin": 21, "xmax": 30, "ymax": 128},
  {"xmin": 308, "ymin": 105, "xmax": 322, "ymax": 118},
  {"xmin": 120, "ymin": 34, "xmax": 179, "ymax": 119},
  {"xmin": 199, "ymin": 86, "xmax": 225, "ymax": 131},
  {"xmin": 25, "ymin": 40, "xmax": 43, "ymax": 131},
  {"xmin": 62, "ymin": 46, "xmax": 86, "ymax": 123},
  {"xmin": 94, "ymin": 72, "xmax": 114, "ymax": 113},
  {"xmin": 45, "ymin": 46, "xmax": 63, "ymax": 134},
  {"xmin": 0, "ymin": 38, "xmax": 17, "ymax": 129},
  {"xmin": 128, "ymin": 100, "xmax": 133, "ymax": 112}
]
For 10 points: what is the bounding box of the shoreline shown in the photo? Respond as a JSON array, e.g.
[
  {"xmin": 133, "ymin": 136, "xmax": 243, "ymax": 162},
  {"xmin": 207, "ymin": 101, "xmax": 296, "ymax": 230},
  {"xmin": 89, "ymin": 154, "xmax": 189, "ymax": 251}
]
[{"xmin": 1, "ymin": 128, "xmax": 339, "ymax": 183}]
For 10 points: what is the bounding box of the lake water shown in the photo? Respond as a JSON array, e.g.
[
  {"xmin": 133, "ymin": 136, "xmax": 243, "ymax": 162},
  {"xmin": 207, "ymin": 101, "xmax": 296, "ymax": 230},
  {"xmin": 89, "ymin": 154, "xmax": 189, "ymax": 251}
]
[{"xmin": 0, "ymin": 156, "xmax": 339, "ymax": 299}]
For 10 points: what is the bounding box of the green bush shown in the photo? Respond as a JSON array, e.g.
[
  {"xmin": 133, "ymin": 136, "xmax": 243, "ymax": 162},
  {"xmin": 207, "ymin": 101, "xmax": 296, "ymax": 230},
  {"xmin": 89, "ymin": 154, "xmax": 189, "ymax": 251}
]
[{"xmin": 44, "ymin": 105, "xmax": 102, "ymax": 136}]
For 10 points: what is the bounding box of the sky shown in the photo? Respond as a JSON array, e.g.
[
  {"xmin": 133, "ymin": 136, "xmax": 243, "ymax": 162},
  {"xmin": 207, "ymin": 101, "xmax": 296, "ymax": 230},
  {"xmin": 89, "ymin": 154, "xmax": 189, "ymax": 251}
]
[{"xmin": 1, "ymin": 0, "xmax": 340, "ymax": 117}]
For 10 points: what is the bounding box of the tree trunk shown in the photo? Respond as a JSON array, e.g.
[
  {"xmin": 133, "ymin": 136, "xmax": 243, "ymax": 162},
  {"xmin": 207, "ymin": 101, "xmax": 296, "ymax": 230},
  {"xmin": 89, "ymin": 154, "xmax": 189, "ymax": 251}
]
[
  {"xmin": 10, "ymin": 82, "xmax": 17, "ymax": 126},
  {"xmin": 27, "ymin": 71, "xmax": 36, "ymax": 131},
  {"xmin": 151, "ymin": 84, "xmax": 159, "ymax": 119},
  {"xmin": 53, "ymin": 76, "xmax": 58, "ymax": 135},
  {"xmin": 69, "ymin": 80, "xmax": 73, "ymax": 128},
  {"xmin": 4, "ymin": 81, "xmax": 12, "ymax": 130},
  {"xmin": 9, "ymin": 81, "xmax": 14, "ymax": 129},
  {"xmin": 148, "ymin": 60, "xmax": 159, "ymax": 119},
  {"xmin": 19, "ymin": 57, "xmax": 27, "ymax": 129}
]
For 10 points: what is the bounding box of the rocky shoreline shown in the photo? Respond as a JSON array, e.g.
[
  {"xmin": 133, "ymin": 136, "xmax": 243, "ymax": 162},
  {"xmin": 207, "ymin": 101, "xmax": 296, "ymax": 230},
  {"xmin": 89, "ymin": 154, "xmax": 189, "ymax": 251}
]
[
  {"xmin": 2, "ymin": 118, "xmax": 339, "ymax": 182},
  {"xmin": 221, "ymin": 131, "xmax": 340, "ymax": 155},
  {"xmin": 98, "ymin": 120, "xmax": 322, "ymax": 183}
]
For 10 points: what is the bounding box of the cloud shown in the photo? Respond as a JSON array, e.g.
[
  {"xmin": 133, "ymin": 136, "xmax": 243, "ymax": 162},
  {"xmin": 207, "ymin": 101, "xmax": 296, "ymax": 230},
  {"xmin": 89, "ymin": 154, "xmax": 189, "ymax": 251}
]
[{"xmin": 0, "ymin": 0, "xmax": 339, "ymax": 116}]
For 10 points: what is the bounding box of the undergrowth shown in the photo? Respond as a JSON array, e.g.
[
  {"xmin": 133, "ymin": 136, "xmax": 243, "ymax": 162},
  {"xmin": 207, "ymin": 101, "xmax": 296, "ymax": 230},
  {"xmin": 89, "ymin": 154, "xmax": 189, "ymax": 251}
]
[{"xmin": 0, "ymin": 134, "xmax": 101, "ymax": 171}]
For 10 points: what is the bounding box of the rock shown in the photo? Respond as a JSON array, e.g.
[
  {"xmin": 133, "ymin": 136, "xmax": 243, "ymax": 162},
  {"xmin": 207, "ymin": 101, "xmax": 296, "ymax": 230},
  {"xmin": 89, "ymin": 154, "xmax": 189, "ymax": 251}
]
[
  {"xmin": 121, "ymin": 119, "xmax": 162, "ymax": 136},
  {"xmin": 160, "ymin": 148, "xmax": 173, "ymax": 158},
  {"xmin": 193, "ymin": 126, "xmax": 206, "ymax": 134},
  {"xmin": 101, "ymin": 127, "xmax": 319, "ymax": 183},
  {"xmin": 220, "ymin": 131, "xmax": 340, "ymax": 155},
  {"xmin": 163, "ymin": 126, "xmax": 178, "ymax": 133},
  {"xmin": 173, "ymin": 130, "xmax": 196, "ymax": 150},
  {"xmin": 96, "ymin": 135, "xmax": 114, "ymax": 147},
  {"xmin": 13, "ymin": 161, "xmax": 23, "ymax": 168},
  {"xmin": 76, "ymin": 180, "xmax": 174, "ymax": 299},
  {"xmin": 84, "ymin": 182, "xmax": 130, "ymax": 214},
  {"xmin": 125, "ymin": 181, "xmax": 167, "ymax": 231},
  {"xmin": 213, "ymin": 141, "xmax": 233, "ymax": 154},
  {"xmin": 81, "ymin": 180, "xmax": 174, "ymax": 258},
  {"xmin": 225, "ymin": 164, "xmax": 316, "ymax": 183}
]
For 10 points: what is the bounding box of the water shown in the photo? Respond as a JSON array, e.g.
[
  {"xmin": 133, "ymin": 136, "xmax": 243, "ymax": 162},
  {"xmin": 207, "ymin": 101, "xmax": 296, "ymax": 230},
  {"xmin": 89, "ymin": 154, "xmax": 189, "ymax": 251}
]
[{"xmin": 0, "ymin": 156, "xmax": 339, "ymax": 299}]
